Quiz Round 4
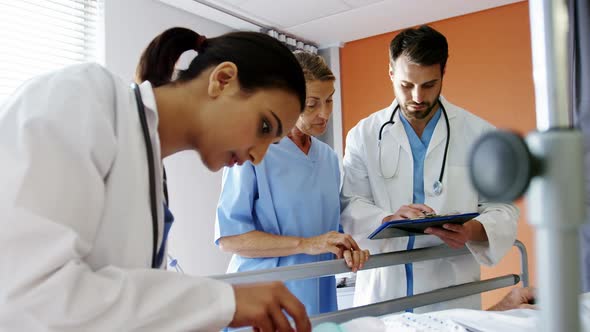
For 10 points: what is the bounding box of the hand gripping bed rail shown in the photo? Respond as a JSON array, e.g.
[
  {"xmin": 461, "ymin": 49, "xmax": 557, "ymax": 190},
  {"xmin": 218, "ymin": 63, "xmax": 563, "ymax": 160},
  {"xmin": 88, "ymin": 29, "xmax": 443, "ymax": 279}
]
[{"xmin": 211, "ymin": 245, "xmax": 471, "ymax": 283}]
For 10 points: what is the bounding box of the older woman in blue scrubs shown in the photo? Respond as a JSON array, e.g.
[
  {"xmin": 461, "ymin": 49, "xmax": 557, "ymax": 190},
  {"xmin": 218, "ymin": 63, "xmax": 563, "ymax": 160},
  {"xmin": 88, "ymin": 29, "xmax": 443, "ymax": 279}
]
[{"xmin": 215, "ymin": 51, "xmax": 370, "ymax": 315}]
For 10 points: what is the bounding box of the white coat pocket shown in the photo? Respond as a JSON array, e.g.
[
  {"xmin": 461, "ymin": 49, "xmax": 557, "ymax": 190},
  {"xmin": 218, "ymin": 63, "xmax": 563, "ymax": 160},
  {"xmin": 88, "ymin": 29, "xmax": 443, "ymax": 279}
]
[{"xmin": 443, "ymin": 165, "xmax": 478, "ymax": 213}]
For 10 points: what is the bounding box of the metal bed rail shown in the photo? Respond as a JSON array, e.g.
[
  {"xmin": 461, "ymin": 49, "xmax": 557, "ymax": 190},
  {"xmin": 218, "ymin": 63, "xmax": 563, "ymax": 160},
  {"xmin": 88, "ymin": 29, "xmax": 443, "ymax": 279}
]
[
  {"xmin": 514, "ymin": 239, "xmax": 530, "ymax": 287},
  {"xmin": 213, "ymin": 244, "xmax": 470, "ymax": 283},
  {"xmin": 310, "ymin": 274, "xmax": 520, "ymax": 325},
  {"xmin": 212, "ymin": 240, "xmax": 528, "ymax": 327},
  {"xmin": 212, "ymin": 240, "xmax": 529, "ymax": 288}
]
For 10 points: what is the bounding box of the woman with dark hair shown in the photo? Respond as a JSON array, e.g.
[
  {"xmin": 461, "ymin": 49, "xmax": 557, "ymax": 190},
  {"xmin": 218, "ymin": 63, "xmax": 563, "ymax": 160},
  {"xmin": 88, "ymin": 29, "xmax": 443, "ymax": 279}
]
[
  {"xmin": 216, "ymin": 51, "xmax": 369, "ymax": 316},
  {"xmin": 0, "ymin": 27, "xmax": 310, "ymax": 331}
]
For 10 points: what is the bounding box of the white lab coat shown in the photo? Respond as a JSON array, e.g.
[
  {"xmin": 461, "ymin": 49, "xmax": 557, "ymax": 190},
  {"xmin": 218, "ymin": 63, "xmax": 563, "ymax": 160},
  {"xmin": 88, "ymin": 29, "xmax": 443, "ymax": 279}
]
[
  {"xmin": 0, "ymin": 63, "xmax": 235, "ymax": 331},
  {"xmin": 341, "ymin": 96, "xmax": 519, "ymax": 312}
]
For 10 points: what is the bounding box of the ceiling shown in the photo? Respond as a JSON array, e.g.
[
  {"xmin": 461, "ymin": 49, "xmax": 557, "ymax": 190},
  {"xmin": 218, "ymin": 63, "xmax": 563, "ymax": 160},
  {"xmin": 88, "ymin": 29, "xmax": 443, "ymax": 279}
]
[{"xmin": 162, "ymin": 0, "xmax": 525, "ymax": 47}]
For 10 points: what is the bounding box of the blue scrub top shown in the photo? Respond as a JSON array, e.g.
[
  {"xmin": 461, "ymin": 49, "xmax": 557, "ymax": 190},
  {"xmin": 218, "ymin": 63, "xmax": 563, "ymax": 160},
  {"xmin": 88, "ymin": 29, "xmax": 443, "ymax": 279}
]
[
  {"xmin": 399, "ymin": 107, "xmax": 442, "ymax": 205},
  {"xmin": 398, "ymin": 107, "xmax": 441, "ymax": 305},
  {"xmin": 215, "ymin": 136, "xmax": 341, "ymax": 315}
]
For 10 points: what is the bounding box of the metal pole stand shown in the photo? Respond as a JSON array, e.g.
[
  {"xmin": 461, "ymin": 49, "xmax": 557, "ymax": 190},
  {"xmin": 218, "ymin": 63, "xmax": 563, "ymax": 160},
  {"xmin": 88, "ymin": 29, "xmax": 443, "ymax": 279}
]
[
  {"xmin": 470, "ymin": 0, "xmax": 586, "ymax": 330},
  {"xmin": 470, "ymin": 128, "xmax": 585, "ymax": 332},
  {"xmin": 526, "ymin": 130, "xmax": 585, "ymax": 332}
]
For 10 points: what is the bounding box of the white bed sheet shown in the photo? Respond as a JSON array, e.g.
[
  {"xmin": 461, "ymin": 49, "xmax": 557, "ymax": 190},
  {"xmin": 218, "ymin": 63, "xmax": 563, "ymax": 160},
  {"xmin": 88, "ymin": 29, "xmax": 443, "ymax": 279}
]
[{"xmin": 334, "ymin": 292, "xmax": 590, "ymax": 332}]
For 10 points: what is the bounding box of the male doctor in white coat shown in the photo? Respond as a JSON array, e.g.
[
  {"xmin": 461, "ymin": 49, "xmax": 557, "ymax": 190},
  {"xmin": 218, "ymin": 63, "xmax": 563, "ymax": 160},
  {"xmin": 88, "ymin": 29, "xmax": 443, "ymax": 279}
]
[{"xmin": 340, "ymin": 25, "xmax": 519, "ymax": 312}]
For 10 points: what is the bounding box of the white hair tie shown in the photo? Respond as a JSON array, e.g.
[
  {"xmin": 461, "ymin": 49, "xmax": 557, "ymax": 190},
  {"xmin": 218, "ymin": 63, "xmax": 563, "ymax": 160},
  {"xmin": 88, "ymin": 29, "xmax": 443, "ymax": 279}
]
[{"xmin": 175, "ymin": 49, "xmax": 199, "ymax": 71}]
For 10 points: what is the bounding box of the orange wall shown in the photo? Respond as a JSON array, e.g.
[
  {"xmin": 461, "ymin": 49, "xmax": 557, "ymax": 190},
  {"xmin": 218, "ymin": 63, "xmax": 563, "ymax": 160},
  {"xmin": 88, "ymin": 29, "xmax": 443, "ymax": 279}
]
[{"xmin": 340, "ymin": 1, "xmax": 537, "ymax": 309}]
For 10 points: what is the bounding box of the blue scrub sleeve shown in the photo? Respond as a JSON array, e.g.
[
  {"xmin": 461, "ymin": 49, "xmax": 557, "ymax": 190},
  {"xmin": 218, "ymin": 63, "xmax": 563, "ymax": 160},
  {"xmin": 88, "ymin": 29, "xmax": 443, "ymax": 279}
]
[{"xmin": 215, "ymin": 163, "xmax": 259, "ymax": 245}]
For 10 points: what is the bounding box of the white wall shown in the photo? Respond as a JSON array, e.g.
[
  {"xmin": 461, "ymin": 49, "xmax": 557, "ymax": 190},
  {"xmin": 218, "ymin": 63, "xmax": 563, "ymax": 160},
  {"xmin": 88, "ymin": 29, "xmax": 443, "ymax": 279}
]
[
  {"xmin": 103, "ymin": 0, "xmax": 234, "ymax": 276},
  {"xmin": 104, "ymin": 0, "xmax": 231, "ymax": 81}
]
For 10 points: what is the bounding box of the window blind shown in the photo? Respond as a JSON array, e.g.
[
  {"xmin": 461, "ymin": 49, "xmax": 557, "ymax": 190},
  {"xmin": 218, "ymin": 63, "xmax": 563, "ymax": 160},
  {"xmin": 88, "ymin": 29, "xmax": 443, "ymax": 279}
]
[{"xmin": 0, "ymin": 0, "xmax": 101, "ymax": 104}]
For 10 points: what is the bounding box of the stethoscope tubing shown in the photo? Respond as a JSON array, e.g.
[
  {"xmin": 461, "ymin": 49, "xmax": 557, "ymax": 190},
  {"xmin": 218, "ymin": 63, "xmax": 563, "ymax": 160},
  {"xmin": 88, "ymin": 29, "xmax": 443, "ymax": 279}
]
[
  {"xmin": 131, "ymin": 83, "xmax": 159, "ymax": 268},
  {"xmin": 378, "ymin": 99, "xmax": 450, "ymax": 192}
]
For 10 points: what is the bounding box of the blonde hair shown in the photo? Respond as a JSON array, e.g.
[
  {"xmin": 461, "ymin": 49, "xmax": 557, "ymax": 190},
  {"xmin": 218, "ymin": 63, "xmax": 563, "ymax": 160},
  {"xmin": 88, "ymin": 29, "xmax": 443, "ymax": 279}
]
[{"xmin": 293, "ymin": 51, "xmax": 335, "ymax": 82}]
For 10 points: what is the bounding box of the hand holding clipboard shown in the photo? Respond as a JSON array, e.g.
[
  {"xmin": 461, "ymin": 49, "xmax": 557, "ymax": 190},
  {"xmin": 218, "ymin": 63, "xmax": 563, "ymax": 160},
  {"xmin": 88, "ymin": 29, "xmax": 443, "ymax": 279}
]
[{"xmin": 369, "ymin": 204, "xmax": 482, "ymax": 247}]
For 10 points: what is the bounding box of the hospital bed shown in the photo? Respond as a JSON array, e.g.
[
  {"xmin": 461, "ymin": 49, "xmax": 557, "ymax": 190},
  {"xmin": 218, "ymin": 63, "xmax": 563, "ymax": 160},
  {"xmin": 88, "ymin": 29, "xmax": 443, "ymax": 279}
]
[{"xmin": 211, "ymin": 240, "xmax": 530, "ymax": 328}]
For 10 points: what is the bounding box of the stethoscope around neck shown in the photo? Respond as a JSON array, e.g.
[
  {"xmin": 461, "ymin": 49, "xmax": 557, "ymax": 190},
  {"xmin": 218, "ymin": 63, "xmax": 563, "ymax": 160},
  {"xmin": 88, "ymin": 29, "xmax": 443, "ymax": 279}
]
[
  {"xmin": 378, "ymin": 99, "xmax": 450, "ymax": 196},
  {"xmin": 131, "ymin": 83, "xmax": 161, "ymax": 268}
]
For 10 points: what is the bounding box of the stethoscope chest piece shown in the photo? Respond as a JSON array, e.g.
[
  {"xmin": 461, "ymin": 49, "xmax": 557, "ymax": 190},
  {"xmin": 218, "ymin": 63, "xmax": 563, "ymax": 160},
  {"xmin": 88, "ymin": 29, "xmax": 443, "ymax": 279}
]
[{"xmin": 432, "ymin": 180, "xmax": 443, "ymax": 196}]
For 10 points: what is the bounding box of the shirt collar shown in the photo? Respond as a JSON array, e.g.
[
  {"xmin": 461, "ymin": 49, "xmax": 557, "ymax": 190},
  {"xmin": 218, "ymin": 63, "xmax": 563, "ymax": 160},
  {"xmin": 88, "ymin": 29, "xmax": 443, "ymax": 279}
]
[{"xmin": 138, "ymin": 80, "xmax": 158, "ymax": 113}]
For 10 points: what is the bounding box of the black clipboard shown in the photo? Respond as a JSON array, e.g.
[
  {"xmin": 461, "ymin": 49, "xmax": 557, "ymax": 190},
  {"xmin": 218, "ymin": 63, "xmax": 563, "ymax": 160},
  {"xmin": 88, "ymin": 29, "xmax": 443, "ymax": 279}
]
[{"xmin": 368, "ymin": 212, "xmax": 480, "ymax": 240}]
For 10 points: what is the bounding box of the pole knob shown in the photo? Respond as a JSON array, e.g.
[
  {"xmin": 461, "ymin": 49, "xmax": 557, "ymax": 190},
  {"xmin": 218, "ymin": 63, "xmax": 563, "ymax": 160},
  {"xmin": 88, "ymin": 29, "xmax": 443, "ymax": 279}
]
[{"xmin": 469, "ymin": 131, "xmax": 541, "ymax": 202}]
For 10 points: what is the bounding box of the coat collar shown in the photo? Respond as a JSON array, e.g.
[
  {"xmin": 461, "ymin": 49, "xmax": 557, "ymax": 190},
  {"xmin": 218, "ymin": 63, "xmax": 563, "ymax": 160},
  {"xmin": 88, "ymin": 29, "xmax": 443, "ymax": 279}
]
[{"xmin": 427, "ymin": 96, "xmax": 455, "ymax": 155}]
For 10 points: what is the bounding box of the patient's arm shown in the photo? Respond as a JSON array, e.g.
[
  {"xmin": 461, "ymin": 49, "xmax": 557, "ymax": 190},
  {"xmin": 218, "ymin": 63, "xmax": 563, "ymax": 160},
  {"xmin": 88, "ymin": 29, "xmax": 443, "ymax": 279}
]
[{"xmin": 487, "ymin": 287, "xmax": 537, "ymax": 311}]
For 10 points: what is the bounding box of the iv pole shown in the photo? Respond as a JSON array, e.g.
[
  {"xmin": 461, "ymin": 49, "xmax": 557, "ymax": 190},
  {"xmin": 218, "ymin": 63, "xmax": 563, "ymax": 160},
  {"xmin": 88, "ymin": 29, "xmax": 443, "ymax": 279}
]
[
  {"xmin": 470, "ymin": 0, "xmax": 585, "ymax": 331},
  {"xmin": 528, "ymin": 1, "xmax": 583, "ymax": 331}
]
